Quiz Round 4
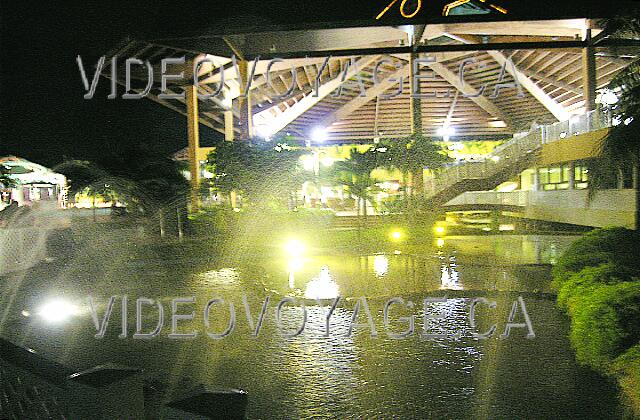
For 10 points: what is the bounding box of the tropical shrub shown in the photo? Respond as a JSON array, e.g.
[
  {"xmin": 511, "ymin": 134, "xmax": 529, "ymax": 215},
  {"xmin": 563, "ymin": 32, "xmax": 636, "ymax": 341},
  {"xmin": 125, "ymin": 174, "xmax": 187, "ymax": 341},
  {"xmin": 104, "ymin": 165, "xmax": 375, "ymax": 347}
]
[
  {"xmin": 552, "ymin": 227, "xmax": 640, "ymax": 288},
  {"xmin": 553, "ymin": 227, "xmax": 640, "ymax": 415},
  {"xmin": 612, "ymin": 345, "xmax": 640, "ymax": 414},
  {"xmin": 556, "ymin": 263, "xmax": 635, "ymax": 311},
  {"xmin": 565, "ymin": 281, "xmax": 640, "ymax": 370},
  {"xmin": 206, "ymin": 139, "xmax": 304, "ymax": 209}
]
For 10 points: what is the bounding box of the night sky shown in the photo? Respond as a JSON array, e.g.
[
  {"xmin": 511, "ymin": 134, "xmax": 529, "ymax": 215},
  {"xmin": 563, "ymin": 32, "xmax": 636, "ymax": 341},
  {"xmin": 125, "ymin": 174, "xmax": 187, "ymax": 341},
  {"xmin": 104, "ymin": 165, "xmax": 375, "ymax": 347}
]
[{"xmin": 0, "ymin": 0, "xmax": 626, "ymax": 167}]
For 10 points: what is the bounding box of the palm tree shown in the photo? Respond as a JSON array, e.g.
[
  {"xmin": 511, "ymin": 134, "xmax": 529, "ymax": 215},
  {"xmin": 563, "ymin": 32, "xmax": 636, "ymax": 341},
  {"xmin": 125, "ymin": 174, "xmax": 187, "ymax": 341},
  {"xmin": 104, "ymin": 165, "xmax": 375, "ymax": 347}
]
[
  {"xmin": 381, "ymin": 134, "xmax": 452, "ymax": 212},
  {"xmin": 206, "ymin": 138, "xmax": 304, "ymax": 209},
  {"xmin": 56, "ymin": 152, "xmax": 189, "ymax": 235},
  {"xmin": 331, "ymin": 147, "xmax": 382, "ymax": 222},
  {"xmin": 591, "ymin": 14, "xmax": 640, "ymax": 230}
]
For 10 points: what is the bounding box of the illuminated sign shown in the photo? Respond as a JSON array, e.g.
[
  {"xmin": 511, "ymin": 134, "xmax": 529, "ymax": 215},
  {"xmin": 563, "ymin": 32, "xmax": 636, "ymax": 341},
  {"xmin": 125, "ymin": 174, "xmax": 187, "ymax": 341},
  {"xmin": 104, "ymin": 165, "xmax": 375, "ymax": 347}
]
[{"xmin": 376, "ymin": 0, "xmax": 507, "ymax": 20}]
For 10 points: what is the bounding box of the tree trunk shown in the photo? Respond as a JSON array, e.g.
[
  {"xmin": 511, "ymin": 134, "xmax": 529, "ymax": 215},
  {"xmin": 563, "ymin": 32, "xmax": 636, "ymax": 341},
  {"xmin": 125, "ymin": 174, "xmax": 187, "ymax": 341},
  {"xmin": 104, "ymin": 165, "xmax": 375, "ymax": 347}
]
[
  {"xmin": 230, "ymin": 190, "xmax": 238, "ymax": 209},
  {"xmin": 176, "ymin": 207, "xmax": 183, "ymax": 241},
  {"xmin": 413, "ymin": 169, "xmax": 423, "ymax": 202},
  {"xmin": 356, "ymin": 196, "xmax": 362, "ymax": 238},
  {"xmin": 634, "ymin": 160, "xmax": 639, "ymax": 231},
  {"xmin": 402, "ymin": 172, "xmax": 409, "ymax": 212},
  {"xmin": 363, "ymin": 195, "xmax": 368, "ymax": 222},
  {"xmin": 159, "ymin": 209, "xmax": 165, "ymax": 238}
]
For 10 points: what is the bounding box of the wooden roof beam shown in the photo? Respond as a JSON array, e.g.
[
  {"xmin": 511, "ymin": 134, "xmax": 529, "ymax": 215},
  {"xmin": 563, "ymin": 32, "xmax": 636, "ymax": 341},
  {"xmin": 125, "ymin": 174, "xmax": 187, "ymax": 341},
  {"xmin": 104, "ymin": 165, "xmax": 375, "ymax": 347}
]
[
  {"xmin": 444, "ymin": 33, "xmax": 570, "ymax": 121},
  {"xmin": 253, "ymin": 55, "xmax": 380, "ymax": 136},
  {"xmin": 426, "ymin": 60, "xmax": 516, "ymax": 128}
]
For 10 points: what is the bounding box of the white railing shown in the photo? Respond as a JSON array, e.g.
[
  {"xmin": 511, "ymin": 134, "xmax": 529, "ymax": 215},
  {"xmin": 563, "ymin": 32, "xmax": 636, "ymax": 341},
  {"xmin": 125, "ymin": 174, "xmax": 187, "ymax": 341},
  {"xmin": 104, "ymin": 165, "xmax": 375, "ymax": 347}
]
[
  {"xmin": 445, "ymin": 190, "xmax": 530, "ymax": 207},
  {"xmin": 541, "ymin": 109, "xmax": 612, "ymax": 144},
  {"xmin": 443, "ymin": 189, "xmax": 636, "ymax": 228},
  {"xmin": 427, "ymin": 109, "xmax": 613, "ymax": 197}
]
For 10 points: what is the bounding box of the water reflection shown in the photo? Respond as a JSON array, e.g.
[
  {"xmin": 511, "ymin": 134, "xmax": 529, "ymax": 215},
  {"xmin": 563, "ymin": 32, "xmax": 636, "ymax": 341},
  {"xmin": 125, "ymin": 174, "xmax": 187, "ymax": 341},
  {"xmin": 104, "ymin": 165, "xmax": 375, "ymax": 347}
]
[
  {"xmin": 199, "ymin": 267, "xmax": 239, "ymax": 286},
  {"xmin": 266, "ymin": 235, "xmax": 571, "ymax": 297},
  {"xmin": 304, "ymin": 266, "xmax": 340, "ymax": 299},
  {"xmin": 439, "ymin": 254, "xmax": 462, "ymax": 290},
  {"xmin": 0, "ymin": 233, "xmax": 624, "ymax": 419},
  {"xmin": 287, "ymin": 257, "xmax": 304, "ymax": 289},
  {"xmin": 373, "ymin": 254, "xmax": 389, "ymax": 278}
]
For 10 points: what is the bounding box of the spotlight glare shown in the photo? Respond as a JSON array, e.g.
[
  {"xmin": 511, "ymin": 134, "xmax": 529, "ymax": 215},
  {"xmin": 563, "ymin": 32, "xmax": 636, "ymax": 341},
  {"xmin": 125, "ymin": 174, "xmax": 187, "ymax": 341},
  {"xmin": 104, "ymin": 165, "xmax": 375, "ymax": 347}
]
[
  {"xmin": 437, "ymin": 126, "xmax": 456, "ymax": 137},
  {"xmin": 284, "ymin": 239, "xmax": 306, "ymax": 257},
  {"xmin": 38, "ymin": 299, "xmax": 79, "ymax": 324},
  {"xmin": 311, "ymin": 127, "xmax": 328, "ymax": 143},
  {"xmin": 598, "ymin": 90, "xmax": 619, "ymax": 106}
]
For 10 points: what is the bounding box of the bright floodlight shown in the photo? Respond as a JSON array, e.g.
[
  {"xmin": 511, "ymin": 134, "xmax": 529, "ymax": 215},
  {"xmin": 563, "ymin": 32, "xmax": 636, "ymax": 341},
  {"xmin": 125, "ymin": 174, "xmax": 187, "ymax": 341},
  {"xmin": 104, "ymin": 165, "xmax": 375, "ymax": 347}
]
[
  {"xmin": 437, "ymin": 126, "xmax": 456, "ymax": 137},
  {"xmin": 598, "ymin": 90, "xmax": 619, "ymax": 106},
  {"xmin": 311, "ymin": 127, "xmax": 328, "ymax": 143},
  {"xmin": 391, "ymin": 230, "xmax": 402, "ymax": 240},
  {"xmin": 38, "ymin": 299, "xmax": 79, "ymax": 324},
  {"xmin": 284, "ymin": 239, "xmax": 306, "ymax": 257}
]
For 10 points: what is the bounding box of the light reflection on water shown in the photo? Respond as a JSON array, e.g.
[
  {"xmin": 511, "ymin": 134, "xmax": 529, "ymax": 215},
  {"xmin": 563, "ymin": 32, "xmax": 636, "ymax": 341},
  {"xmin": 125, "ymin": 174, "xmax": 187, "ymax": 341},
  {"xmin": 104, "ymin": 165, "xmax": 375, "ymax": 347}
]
[
  {"xmin": 439, "ymin": 253, "xmax": 462, "ymax": 290},
  {"xmin": 0, "ymin": 234, "xmax": 624, "ymax": 419},
  {"xmin": 373, "ymin": 254, "xmax": 389, "ymax": 278},
  {"xmin": 303, "ymin": 266, "xmax": 340, "ymax": 299},
  {"xmin": 228, "ymin": 235, "xmax": 569, "ymax": 301}
]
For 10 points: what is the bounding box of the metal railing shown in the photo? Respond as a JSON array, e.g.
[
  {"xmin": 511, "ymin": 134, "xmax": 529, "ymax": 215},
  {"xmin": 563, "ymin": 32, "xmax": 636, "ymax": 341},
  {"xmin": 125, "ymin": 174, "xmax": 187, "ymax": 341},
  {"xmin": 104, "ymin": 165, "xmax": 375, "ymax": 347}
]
[
  {"xmin": 426, "ymin": 109, "xmax": 613, "ymax": 197},
  {"xmin": 445, "ymin": 190, "xmax": 530, "ymax": 207}
]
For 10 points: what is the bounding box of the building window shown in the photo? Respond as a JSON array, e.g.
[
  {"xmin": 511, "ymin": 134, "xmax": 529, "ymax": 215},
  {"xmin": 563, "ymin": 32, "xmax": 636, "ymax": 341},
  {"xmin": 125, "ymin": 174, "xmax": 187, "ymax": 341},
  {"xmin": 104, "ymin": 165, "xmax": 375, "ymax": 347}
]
[
  {"xmin": 574, "ymin": 162, "xmax": 589, "ymax": 189},
  {"xmin": 539, "ymin": 163, "xmax": 570, "ymax": 190}
]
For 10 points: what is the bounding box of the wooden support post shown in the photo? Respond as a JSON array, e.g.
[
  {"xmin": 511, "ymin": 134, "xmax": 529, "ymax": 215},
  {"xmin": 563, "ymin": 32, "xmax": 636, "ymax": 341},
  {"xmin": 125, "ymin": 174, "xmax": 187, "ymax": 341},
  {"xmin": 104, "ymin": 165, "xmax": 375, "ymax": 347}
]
[
  {"xmin": 582, "ymin": 27, "xmax": 597, "ymax": 112},
  {"xmin": 238, "ymin": 60, "xmax": 253, "ymax": 140},
  {"xmin": 186, "ymin": 84, "xmax": 200, "ymax": 211},
  {"xmin": 224, "ymin": 110, "xmax": 234, "ymax": 141},
  {"xmin": 410, "ymin": 52, "xmax": 424, "ymax": 198},
  {"xmin": 409, "ymin": 52, "xmax": 423, "ymax": 136}
]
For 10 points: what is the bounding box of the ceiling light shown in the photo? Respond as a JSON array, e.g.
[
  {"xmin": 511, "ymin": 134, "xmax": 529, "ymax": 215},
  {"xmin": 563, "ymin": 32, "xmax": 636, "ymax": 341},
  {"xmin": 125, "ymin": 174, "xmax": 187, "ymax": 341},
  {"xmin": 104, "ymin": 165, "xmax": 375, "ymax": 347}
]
[
  {"xmin": 311, "ymin": 127, "xmax": 328, "ymax": 143},
  {"xmin": 437, "ymin": 126, "xmax": 456, "ymax": 137}
]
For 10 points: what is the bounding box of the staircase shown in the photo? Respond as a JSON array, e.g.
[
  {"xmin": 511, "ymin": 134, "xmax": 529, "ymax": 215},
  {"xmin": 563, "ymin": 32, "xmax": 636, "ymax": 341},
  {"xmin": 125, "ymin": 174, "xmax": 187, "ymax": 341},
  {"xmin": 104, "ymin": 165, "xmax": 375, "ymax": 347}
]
[{"xmin": 425, "ymin": 109, "xmax": 612, "ymax": 207}]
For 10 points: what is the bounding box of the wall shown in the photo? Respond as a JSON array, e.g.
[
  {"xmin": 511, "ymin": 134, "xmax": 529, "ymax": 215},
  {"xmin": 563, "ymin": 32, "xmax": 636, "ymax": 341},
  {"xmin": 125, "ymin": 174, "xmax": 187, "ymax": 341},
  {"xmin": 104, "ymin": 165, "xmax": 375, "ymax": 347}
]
[
  {"xmin": 445, "ymin": 189, "xmax": 636, "ymax": 229},
  {"xmin": 525, "ymin": 189, "xmax": 636, "ymax": 229},
  {"xmin": 538, "ymin": 128, "xmax": 608, "ymax": 166}
]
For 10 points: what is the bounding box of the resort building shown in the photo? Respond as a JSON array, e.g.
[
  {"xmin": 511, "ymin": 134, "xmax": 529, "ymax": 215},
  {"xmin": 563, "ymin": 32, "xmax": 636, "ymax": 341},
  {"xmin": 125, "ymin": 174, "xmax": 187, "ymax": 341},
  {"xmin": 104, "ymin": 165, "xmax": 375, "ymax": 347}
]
[
  {"xmin": 107, "ymin": 4, "xmax": 639, "ymax": 228},
  {"xmin": 0, "ymin": 156, "xmax": 67, "ymax": 209}
]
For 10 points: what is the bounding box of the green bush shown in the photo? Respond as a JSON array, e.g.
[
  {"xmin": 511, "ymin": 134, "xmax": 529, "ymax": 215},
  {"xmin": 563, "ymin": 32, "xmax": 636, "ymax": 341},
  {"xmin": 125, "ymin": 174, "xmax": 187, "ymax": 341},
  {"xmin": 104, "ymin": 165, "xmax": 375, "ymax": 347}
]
[
  {"xmin": 566, "ymin": 281, "xmax": 640, "ymax": 370},
  {"xmin": 612, "ymin": 345, "xmax": 640, "ymax": 415},
  {"xmin": 552, "ymin": 227, "xmax": 640, "ymax": 289},
  {"xmin": 553, "ymin": 227, "xmax": 640, "ymax": 415},
  {"xmin": 189, "ymin": 206, "xmax": 238, "ymax": 236},
  {"xmin": 556, "ymin": 263, "xmax": 635, "ymax": 311}
]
